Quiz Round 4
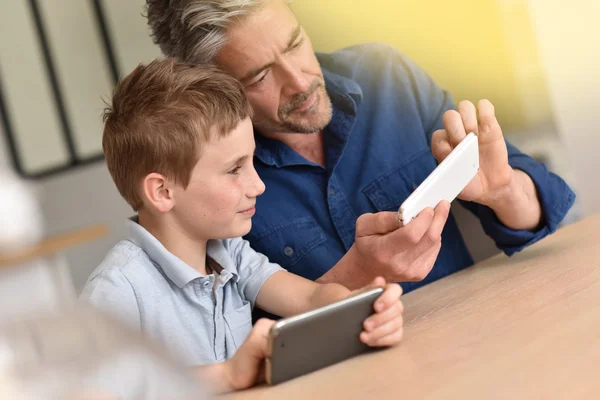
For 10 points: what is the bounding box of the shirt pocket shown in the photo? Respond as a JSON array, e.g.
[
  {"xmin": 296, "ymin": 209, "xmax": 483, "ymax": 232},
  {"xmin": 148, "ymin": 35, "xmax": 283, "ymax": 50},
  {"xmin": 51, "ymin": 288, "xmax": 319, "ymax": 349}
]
[
  {"xmin": 224, "ymin": 301, "xmax": 253, "ymax": 349},
  {"xmin": 362, "ymin": 148, "xmax": 438, "ymax": 212},
  {"xmin": 248, "ymin": 216, "xmax": 326, "ymax": 270}
]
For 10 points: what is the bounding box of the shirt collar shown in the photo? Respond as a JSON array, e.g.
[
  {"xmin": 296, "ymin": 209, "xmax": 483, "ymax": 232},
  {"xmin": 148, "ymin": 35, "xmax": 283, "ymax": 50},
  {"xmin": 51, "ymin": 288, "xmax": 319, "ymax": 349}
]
[
  {"xmin": 126, "ymin": 218, "xmax": 239, "ymax": 288},
  {"xmin": 254, "ymin": 67, "xmax": 363, "ymax": 168}
]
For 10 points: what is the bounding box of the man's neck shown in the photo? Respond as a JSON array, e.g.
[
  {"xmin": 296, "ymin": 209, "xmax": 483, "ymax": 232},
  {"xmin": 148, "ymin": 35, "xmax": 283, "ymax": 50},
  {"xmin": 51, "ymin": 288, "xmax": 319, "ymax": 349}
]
[
  {"xmin": 261, "ymin": 130, "xmax": 325, "ymax": 166},
  {"xmin": 138, "ymin": 211, "xmax": 209, "ymax": 275}
]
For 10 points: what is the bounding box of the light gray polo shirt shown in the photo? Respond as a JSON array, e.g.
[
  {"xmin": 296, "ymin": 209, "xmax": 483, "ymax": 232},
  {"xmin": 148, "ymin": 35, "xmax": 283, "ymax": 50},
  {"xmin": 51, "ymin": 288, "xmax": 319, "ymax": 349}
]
[{"xmin": 80, "ymin": 220, "xmax": 283, "ymax": 366}]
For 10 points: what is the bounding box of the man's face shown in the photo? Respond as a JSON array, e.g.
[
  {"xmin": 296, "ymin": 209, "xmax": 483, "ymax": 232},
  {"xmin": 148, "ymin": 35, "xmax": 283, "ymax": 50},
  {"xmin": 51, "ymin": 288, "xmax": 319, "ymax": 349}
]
[{"xmin": 215, "ymin": 0, "xmax": 332, "ymax": 135}]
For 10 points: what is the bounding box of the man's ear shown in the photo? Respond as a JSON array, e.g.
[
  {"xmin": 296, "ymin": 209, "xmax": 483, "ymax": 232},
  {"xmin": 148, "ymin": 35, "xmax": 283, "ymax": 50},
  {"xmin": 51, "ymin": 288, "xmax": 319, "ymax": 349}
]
[{"xmin": 141, "ymin": 173, "xmax": 175, "ymax": 213}]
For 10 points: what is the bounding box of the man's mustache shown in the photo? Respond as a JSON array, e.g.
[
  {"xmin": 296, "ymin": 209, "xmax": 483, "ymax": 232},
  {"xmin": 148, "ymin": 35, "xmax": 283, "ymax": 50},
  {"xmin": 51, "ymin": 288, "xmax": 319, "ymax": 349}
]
[{"xmin": 280, "ymin": 79, "xmax": 323, "ymax": 115}]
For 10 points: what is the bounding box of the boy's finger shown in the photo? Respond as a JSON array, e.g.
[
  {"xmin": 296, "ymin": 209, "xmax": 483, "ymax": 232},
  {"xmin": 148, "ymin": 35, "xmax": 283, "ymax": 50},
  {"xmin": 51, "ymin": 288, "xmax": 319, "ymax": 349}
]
[
  {"xmin": 368, "ymin": 329, "xmax": 404, "ymax": 347},
  {"xmin": 364, "ymin": 301, "xmax": 403, "ymax": 331},
  {"xmin": 362, "ymin": 314, "xmax": 403, "ymax": 344},
  {"xmin": 374, "ymin": 283, "xmax": 403, "ymax": 312}
]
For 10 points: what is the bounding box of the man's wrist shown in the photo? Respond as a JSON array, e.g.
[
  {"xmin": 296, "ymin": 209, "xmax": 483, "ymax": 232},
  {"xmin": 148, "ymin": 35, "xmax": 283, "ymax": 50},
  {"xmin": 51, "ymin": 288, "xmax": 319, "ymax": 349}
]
[
  {"xmin": 478, "ymin": 169, "xmax": 542, "ymax": 230},
  {"xmin": 478, "ymin": 168, "xmax": 519, "ymax": 210},
  {"xmin": 317, "ymin": 245, "xmax": 373, "ymax": 290}
]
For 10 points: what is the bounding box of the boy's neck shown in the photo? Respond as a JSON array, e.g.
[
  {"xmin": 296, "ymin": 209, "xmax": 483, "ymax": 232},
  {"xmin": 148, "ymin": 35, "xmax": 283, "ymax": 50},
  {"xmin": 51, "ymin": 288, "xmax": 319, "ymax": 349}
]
[{"xmin": 138, "ymin": 211, "xmax": 209, "ymax": 275}]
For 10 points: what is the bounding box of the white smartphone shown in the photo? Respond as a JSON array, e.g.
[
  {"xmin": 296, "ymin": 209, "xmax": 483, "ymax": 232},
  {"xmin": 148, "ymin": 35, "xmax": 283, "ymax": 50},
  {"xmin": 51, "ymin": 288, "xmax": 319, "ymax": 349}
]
[{"xmin": 398, "ymin": 132, "xmax": 480, "ymax": 226}]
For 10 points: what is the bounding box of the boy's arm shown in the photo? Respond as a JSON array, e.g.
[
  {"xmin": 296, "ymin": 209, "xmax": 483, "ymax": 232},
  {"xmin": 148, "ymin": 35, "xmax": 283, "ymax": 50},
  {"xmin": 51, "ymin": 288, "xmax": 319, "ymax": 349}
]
[
  {"xmin": 193, "ymin": 362, "xmax": 233, "ymax": 394},
  {"xmin": 192, "ymin": 319, "xmax": 275, "ymax": 393},
  {"xmin": 255, "ymin": 271, "xmax": 351, "ymax": 317}
]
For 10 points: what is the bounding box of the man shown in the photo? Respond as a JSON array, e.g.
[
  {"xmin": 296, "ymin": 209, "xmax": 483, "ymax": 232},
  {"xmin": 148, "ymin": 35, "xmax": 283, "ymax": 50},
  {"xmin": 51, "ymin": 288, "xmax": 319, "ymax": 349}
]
[{"xmin": 145, "ymin": 0, "xmax": 575, "ymax": 292}]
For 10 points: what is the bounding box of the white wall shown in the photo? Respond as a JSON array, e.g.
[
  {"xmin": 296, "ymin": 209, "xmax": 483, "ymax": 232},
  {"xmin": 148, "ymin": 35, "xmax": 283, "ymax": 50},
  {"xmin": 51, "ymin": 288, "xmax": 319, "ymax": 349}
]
[
  {"xmin": 527, "ymin": 0, "xmax": 600, "ymax": 217},
  {"xmin": 38, "ymin": 162, "xmax": 132, "ymax": 292},
  {"xmin": 2, "ymin": 120, "xmax": 131, "ymax": 292},
  {"xmin": 1, "ymin": 1, "xmax": 155, "ymax": 292}
]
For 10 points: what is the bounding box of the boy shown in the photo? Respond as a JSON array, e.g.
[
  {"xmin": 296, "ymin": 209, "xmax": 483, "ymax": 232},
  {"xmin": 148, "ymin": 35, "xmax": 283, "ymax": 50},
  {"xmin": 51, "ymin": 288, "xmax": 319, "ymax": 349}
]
[{"xmin": 80, "ymin": 58, "xmax": 404, "ymax": 394}]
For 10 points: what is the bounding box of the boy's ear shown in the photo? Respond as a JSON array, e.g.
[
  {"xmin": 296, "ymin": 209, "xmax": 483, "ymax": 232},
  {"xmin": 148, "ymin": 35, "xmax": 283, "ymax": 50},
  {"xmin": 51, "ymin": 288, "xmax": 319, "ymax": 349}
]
[{"xmin": 142, "ymin": 173, "xmax": 175, "ymax": 213}]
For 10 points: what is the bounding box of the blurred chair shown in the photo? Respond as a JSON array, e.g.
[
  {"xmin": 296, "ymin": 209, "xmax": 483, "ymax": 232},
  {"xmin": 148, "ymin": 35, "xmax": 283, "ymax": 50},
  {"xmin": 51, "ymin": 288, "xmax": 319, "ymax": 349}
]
[
  {"xmin": 0, "ymin": 307, "xmax": 209, "ymax": 400},
  {"xmin": 0, "ymin": 225, "xmax": 108, "ymax": 321}
]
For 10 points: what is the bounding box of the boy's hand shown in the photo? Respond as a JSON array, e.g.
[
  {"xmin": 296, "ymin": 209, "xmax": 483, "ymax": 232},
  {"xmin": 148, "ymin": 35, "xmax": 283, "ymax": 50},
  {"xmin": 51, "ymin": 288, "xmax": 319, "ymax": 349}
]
[
  {"xmin": 357, "ymin": 277, "xmax": 404, "ymax": 347},
  {"xmin": 224, "ymin": 318, "xmax": 275, "ymax": 391}
]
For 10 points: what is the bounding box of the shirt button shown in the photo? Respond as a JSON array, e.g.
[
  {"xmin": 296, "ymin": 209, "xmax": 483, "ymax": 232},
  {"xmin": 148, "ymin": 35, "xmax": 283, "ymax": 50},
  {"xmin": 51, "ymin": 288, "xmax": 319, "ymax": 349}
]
[
  {"xmin": 203, "ymin": 281, "xmax": 211, "ymax": 288},
  {"xmin": 329, "ymin": 187, "xmax": 335, "ymax": 196},
  {"xmin": 284, "ymin": 246, "xmax": 294, "ymax": 257},
  {"xmin": 412, "ymin": 183, "xmax": 418, "ymax": 191}
]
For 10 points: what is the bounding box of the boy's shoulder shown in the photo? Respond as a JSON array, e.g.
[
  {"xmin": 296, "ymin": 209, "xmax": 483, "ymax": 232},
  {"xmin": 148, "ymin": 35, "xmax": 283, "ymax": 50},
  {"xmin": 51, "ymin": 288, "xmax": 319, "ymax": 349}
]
[{"xmin": 82, "ymin": 239, "xmax": 164, "ymax": 295}]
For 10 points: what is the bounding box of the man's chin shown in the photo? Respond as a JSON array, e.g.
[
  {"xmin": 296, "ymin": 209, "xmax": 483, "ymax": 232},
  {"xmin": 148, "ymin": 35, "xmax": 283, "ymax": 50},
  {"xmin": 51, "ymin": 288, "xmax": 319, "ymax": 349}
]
[{"xmin": 279, "ymin": 111, "xmax": 332, "ymax": 134}]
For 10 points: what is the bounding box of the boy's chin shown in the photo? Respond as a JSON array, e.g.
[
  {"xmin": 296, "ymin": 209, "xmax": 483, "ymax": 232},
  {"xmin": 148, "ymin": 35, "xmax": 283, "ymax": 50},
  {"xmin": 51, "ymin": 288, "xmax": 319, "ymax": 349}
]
[{"xmin": 228, "ymin": 220, "xmax": 253, "ymax": 238}]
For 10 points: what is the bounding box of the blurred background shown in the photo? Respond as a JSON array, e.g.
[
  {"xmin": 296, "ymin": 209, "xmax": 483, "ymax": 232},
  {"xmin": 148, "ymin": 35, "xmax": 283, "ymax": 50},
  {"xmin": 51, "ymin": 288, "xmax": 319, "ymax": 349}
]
[{"xmin": 0, "ymin": 0, "xmax": 598, "ymax": 317}]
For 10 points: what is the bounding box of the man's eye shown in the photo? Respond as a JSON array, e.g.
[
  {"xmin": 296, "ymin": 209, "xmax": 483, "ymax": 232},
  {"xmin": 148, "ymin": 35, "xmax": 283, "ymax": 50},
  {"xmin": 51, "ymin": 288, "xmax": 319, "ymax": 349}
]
[
  {"xmin": 290, "ymin": 38, "xmax": 304, "ymax": 51},
  {"xmin": 251, "ymin": 71, "xmax": 269, "ymax": 87},
  {"xmin": 229, "ymin": 166, "xmax": 242, "ymax": 175}
]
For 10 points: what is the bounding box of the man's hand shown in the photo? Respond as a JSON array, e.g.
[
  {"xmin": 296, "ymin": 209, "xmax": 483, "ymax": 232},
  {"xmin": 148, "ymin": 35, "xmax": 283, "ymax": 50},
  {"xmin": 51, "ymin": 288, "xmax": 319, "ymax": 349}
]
[
  {"xmin": 431, "ymin": 100, "xmax": 542, "ymax": 230},
  {"xmin": 352, "ymin": 200, "xmax": 450, "ymax": 285},
  {"xmin": 356, "ymin": 277, "xmax": 404, "ymax": 347},
  {"xmin": 431, "ymin": 99, "xmax": 512, "ymax": 204},
  {"xmin": 224, "ymin": 318, "xmax": 275, "ymax": 391}
]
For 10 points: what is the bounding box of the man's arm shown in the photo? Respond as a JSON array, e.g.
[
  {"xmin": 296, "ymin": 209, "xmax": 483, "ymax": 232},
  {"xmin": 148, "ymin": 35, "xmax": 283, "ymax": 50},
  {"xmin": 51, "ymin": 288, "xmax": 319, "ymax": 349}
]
[
  {"xmin": 432, "ymin": 99, "xmax": 575, "ymax": 255},
  {"xmin": 317, "ymin": 201, "xmax": 450, "ymax": 290}
]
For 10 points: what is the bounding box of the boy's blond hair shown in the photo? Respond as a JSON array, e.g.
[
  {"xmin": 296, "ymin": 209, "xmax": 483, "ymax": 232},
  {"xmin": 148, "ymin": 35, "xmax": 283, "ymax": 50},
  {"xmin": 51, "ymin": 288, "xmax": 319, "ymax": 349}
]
[{"xmin": 102, "ymin": 58, "xmax": 252, "ymax": 210}]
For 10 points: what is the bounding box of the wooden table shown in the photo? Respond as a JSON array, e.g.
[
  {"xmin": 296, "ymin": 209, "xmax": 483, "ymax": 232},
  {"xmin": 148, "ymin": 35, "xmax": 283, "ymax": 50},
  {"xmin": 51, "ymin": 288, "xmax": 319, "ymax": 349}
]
[
  {"xmin": 0, "ymin": 224, "xmax": 108, "ymax": 269},
  {"xmin": 225, "ymin": 214, "xmax": 600, "ymax": 399}
]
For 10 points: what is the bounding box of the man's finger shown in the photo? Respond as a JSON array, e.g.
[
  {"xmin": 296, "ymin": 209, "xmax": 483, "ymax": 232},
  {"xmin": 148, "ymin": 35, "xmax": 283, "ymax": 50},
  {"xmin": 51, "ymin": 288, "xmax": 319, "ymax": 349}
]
[
  {"xmin": 442, "ymin": 110, "xmax": 467, "ymax": 147},
  {"xmin": 356, "ymin": 212, "xmax": 400, "ymax": 237},
  {"xmin": 431, "ymin": 129, "xmax": 453, "ymax": 163},
  {"xmin": 428, "ymin": 200, "xmax": 450, "ymax": 239},
  {"xmin": 379, "ymin": 207, "xmax": 435, "ymax": 251},
  {"xmin": 406, "ymin": 200, "xmax": 449, "ymax": 262},
  {"xmin": 458, "ymin": 100, "xmax": 478, "ymax": 136},
  {"xmin": 476, "ymin": 99, "xmax": 503, "ymax": 144}
]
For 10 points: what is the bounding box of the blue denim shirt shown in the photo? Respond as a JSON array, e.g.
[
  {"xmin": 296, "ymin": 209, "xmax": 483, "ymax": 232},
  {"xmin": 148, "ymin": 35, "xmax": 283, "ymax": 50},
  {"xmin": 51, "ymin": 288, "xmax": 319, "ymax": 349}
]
[{"xmin": 245, "ymin": 43, "xmax": 575, "ymax": 294}]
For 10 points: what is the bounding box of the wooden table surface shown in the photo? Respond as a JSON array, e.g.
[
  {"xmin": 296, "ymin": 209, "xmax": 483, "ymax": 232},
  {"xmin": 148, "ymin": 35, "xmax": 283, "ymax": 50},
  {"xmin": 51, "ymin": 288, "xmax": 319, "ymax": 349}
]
[
  {"xmin": 0, "ymin": 224, "xmax": 108, "ymax": 269},
  {"xmin": 224, "ymin": 213, "xmax": 600, "ymax": 400}
]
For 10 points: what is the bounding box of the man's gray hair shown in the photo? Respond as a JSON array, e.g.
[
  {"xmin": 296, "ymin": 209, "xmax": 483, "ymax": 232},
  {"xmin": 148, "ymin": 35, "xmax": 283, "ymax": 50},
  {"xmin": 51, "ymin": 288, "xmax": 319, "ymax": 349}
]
[{"xmin": 146, "ymin": 0, "xmax": 277, "ymax": 64}]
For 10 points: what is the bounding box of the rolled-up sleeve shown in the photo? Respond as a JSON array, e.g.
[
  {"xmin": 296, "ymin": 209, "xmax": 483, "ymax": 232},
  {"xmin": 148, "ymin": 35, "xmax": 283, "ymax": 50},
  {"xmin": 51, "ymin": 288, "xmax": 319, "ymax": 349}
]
[
  {"xmin": 226, "ymin": 238, "xmax": 284, "ymax": 308},
  {"xmin": 459, "ymin": 140, "xmax": 576, "ymax": 255}
]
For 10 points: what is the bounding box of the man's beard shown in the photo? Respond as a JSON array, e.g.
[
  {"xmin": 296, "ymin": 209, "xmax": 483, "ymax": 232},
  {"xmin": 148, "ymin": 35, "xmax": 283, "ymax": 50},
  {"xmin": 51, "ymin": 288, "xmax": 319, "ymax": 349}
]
[{"xmin": 255, "ymin": 78, "xmax": 333, "ymax": 134}]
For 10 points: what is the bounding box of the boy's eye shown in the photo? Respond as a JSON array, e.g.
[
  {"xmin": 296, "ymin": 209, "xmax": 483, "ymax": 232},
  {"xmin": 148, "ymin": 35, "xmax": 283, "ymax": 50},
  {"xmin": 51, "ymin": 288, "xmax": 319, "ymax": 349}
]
[{"xmin": 229, "ymin": 165, "xmax": 242, "ymax": 175}]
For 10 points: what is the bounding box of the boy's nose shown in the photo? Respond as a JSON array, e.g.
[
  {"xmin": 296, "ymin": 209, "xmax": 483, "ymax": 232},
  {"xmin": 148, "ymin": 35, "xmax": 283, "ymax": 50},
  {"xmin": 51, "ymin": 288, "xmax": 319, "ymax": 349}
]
[{"xmin": 248, "ymin": 169, "xmax": 266, "ymax": 198}]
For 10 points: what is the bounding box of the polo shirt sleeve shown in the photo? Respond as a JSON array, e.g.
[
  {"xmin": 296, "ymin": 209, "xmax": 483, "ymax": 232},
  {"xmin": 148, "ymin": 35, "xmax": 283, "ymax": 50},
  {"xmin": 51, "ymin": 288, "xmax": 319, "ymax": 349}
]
[
  {"xmin": 225, "ymin": 237, "xmax": 284, "ymax": 308},
  {"xmin": 80, "ymin": 269, "xmax": 141, "ymax": 331},
  {"xmin": 383, "ymin": 45, "xmax": 576, "ymax": 255}
]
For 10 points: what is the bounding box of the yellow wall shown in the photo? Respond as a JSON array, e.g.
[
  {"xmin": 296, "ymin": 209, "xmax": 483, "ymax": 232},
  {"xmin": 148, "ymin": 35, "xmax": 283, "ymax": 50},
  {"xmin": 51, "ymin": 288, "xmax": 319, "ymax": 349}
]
[{"xmin": 291, "ymin": 0, "xmax": 552, "ymax": 130}]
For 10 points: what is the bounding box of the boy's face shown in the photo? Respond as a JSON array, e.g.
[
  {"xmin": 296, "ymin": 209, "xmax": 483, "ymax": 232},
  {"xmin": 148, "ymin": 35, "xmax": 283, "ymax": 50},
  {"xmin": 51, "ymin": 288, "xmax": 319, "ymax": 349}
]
[{"xmin": 171, "ymin": 117, "xmax": 265, "ymax": 240}]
